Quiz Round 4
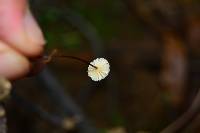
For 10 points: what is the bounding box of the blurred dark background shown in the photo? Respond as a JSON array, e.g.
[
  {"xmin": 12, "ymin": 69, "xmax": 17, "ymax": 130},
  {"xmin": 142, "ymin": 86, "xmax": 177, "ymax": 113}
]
[{"xmin": 5, "ymin": 0, "xmax": 200, "ymax": 133}]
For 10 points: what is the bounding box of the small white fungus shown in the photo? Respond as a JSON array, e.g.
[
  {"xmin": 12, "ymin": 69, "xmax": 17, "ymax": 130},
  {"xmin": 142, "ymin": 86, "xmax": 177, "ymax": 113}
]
[{"xmin": 88, "ymin": 58, "xmax": 110, "ymax": 81}]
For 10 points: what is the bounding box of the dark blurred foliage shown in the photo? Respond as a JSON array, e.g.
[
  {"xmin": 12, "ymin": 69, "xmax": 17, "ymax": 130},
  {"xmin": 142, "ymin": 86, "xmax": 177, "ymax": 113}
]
[{"xmin": 5, "ymin": 0, "xmax": 200, "ymax": 133}]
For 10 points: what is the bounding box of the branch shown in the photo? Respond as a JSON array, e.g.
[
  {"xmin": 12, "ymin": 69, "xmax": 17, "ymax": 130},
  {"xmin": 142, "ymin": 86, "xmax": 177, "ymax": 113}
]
[
  {"xmin": 161, "ymin": 88, "xmax": 200, "ymax": 133},
  {"xmin": 11, "ymin": 90, "xmax": 63, "ymax": 127},
  {"xmin": 60, "ymin": 8, "xmax": 105, "ymax": 56},
  {"xmin": 30, "ymin": 1, "xmax": 105, "ymax": 56},
  {"xmin": 37, "ymin": 68, "xmax": 99, "ymax": 133}
]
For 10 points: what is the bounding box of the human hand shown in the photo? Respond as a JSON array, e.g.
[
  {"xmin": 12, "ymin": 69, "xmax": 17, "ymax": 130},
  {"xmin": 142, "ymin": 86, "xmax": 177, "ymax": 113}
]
[{"xmin": 0, "ymin": 0, "xmax": 45, "ymax": 80}]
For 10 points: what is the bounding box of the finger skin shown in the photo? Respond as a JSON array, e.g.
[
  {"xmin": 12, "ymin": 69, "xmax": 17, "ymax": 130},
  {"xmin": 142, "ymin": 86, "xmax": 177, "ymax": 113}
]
[
  {"xmin": 0, "ymin": 41, "xmax": 30, "ymax": 80},
  {"xmin": 0, "ymin": 0, "xmax": 45, "ymax": 57}
]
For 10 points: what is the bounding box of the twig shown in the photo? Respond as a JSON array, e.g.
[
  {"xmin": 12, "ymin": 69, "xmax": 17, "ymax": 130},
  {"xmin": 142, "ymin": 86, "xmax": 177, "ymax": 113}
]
[
  {"xmin": 30, "ymin": 3, "xmax": 103, "ymax": 132},
  {"xmin": 37, "ymin": 68, "xmax": 99, "ymax": 133},
  {"xmin": 31, "ymin": 0, "xmax": 107, "ymax": 108},
  {"xmin": 161, "ymin": 88, "xmax": 200, "ymax": 133},
  {"xmin": 31, "ymin": 1, "xmax": 105, "ymax": 56},
  {"xmin": 60, "ymin": 8, "xmax": 105, "ymax": 56},
  {"xmin": 11, "ymin": 90, "xmax": 63, "ymax": 127}
]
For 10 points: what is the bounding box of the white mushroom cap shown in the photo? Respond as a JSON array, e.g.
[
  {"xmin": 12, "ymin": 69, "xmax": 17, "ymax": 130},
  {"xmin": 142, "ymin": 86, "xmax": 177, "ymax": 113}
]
[{"xmin": 88, "ymin": 58, "xmax": 110, "ymax": 81}]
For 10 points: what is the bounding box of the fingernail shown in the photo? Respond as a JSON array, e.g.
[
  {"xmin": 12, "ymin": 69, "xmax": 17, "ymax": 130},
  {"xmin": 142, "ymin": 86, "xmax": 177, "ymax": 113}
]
[{"xmin": 24, "ymin": 9, "xmax": 46, "ymax": 46}]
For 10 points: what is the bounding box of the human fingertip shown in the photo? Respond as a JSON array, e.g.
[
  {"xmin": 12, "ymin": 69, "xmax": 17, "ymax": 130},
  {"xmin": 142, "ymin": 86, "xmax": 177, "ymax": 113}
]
[
  {"xmin": 24, "ymin": 9, "xmax": 46, "ymax": 47},
  {"xmin": 0, "ymin": 42, "xmax": 30, "ymax": 80}
]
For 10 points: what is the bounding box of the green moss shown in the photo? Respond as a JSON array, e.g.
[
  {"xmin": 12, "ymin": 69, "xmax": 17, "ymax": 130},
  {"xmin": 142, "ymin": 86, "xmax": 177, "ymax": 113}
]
[
  {"xmin": 110, "ymin": 112, "xmax": 126, "ymax": 126},
  {"xmin": 61, "ymin": 32, "xmax": 81, "ymax": 49}
]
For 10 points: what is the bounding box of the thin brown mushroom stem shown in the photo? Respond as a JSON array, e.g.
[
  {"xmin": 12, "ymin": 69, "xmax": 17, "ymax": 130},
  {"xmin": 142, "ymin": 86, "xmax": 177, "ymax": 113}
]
[
  {"xmin": 44, "ymin": 49, "xmax": 97, "ymax": 69},
  {"xmin": 55, "ymin": 55, "xmax": 98, "ymax": 69}
]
